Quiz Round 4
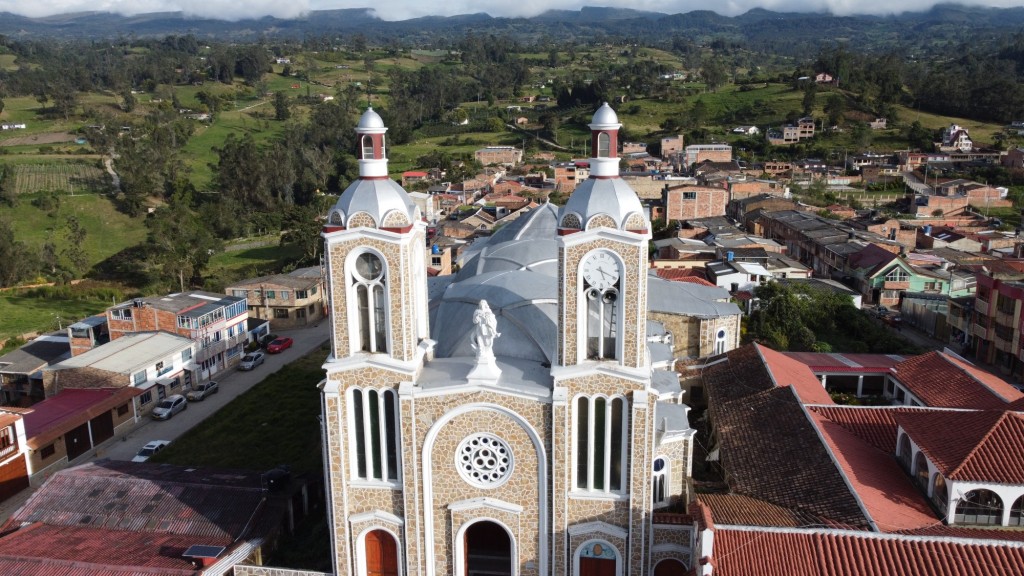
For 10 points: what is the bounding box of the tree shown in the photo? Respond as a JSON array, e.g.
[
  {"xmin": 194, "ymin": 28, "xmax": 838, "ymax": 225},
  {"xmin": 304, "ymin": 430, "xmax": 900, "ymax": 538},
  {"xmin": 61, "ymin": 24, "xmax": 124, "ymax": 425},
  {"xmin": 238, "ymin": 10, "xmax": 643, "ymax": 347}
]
[
  {"xmin": 0, "ymin": 97, "xmax": 4, "ymax": 115},
  {"xmin": 280, "ymin": 203, "xmax": 325, "ymax": 264},
  {"xmin": 0, "ymin": 217, "xmax": 36, "ymax": 287},
  {"xmin": 701, "ymin": 58, "xmax": 727, "ymax": 92},
  {"xmin": 274, "ymin": 91, "xmax": 290, "ymax": 121},
  {"xmin": 121, "ymin": 87, "xmax": 137, "ymax": 113},
  {"xmin": 145, "ymin": 192, "xmax": 222, "ymax": 291},
  {"xmin": 802, "ymin": 82, "xmax": 817, "ymax": 116},
  {"xmin": 824, "ymin": 94, "xmax": 846, "ymax": 127}
]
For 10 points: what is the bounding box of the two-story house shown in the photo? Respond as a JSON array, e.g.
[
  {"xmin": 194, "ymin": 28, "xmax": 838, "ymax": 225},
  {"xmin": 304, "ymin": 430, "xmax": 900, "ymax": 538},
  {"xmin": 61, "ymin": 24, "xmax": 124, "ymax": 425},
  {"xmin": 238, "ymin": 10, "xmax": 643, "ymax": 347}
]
[{"xmin": 226, "ymin": 267, "xmax": 326, "ymax": 330}]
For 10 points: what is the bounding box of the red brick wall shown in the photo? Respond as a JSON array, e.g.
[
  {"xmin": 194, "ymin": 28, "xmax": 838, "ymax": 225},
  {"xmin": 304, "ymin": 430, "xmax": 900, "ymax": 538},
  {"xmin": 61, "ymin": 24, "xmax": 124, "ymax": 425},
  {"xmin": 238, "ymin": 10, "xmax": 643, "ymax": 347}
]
[{"xmin": 665, "ymin": 187, "xmax": 730, "ymax": 221}]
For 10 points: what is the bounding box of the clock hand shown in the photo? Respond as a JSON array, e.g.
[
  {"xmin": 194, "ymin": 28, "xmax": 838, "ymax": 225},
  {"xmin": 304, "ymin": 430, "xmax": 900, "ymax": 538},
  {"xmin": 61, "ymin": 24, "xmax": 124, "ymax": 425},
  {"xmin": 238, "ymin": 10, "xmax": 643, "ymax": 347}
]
[{"xmin": 598, "ymin": 267, "xmax": 613, "ymax": 279}]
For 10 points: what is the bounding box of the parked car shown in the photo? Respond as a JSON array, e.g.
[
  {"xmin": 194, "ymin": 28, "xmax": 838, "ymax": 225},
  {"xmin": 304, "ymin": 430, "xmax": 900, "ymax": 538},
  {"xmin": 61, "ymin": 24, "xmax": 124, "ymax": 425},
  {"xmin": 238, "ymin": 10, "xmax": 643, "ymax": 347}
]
[
  {"xmin": 239, "ymin": 351, "xmax": 266, "ymax": 371},
  {"xmin": 132, "ymin": 440, "xmax": 171, "ymax": 462},
  {"xmin": 186, "ymin": 381, "xmax": 219, "ymax": 401},
  {"xmin": 266, "ymin": 337, "xmax": 294, "ymax": 354},
  {"xmin": 151, "ymin": 394, "xmax": 188, "ymax": 420}
]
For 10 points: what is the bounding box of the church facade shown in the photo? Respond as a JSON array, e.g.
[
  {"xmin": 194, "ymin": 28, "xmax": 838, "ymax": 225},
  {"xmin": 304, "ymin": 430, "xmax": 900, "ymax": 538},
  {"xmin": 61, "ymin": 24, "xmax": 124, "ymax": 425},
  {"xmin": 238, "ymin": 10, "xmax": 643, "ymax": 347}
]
[{"xmin": 320, "ymin": 105, "xmax": 696, "ymax": 576}]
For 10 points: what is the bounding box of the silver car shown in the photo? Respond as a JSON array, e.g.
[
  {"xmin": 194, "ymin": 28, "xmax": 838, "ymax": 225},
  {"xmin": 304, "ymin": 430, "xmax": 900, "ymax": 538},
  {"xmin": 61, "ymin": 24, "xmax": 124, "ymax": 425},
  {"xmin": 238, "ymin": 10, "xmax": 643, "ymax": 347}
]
[
  {"xmin": 239, "ymin": 351, "xmax": 266, "ymax": 371},
  {"xmin": 186, "ymin": 381, "xmax": 219, "ymax": 401},
  {"xmin": 151, "ymin": 394, "xmax": 188, "ymax": 420}
]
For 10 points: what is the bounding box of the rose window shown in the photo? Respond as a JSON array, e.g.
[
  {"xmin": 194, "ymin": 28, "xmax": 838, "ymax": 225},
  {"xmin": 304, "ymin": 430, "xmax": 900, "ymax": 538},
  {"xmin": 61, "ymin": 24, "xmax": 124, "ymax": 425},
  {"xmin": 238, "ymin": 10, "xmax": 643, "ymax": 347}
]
[{"xmin": 456, "ymin": 433, "xmax": 514, "ymax": 488}]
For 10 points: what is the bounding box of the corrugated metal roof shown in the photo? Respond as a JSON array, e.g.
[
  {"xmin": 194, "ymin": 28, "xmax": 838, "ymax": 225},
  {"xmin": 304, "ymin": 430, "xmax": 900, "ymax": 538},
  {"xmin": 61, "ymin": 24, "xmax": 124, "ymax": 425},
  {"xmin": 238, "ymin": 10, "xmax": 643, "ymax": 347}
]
[{"xmin": 47, "ymin": 332, "xmax": 193, "ymax": 375}]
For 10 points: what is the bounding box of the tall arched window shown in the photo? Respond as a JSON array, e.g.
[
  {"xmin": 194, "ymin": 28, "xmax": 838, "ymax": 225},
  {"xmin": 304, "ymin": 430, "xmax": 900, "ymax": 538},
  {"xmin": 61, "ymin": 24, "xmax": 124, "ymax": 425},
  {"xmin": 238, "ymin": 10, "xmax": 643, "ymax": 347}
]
[
  {"xmin": 955, "ymin": 489, "xmax": 1003, "ymax": 526},
  {"xmin": 913, "ymin": 452, "xmax": 929, "ymax": 490},
  {"xmin": 932, "ymin": 475, "xmax": 948, "ymax": 514},
  {"xmin": 575, "ymin": 395, "xmax": 627, "ymax": 493},
  {"xmin": 353, "ymin": 252, "xmax": 388, "ymax": 353},
  {"xmin": 896, "ymin": 433, "xmax": 912, "ymax": 473},
  {"xmin": 714, "ymin": 329, "xmax": 728, "ymax": 355},
  {"xmin": 652, "ymin": 457, "xmax": 669, "ymax": 508},
  {"xmin": 597, "ymin": 132, "xmax": 611, "ymax": 158},
  {"xmin": 362, "ymin": 135, "xmax": 376, "ymax": 160},
  {"xmin": 350, "ymin": 388, "xmax": 400, "ymax": 482},
  {"xmin": 1010, "ymin": 495, "xmax": 1024, "ymax": 526},
  {"xmin": 582, "ymin": 251, "xmax": 621, "ymax": 361}
]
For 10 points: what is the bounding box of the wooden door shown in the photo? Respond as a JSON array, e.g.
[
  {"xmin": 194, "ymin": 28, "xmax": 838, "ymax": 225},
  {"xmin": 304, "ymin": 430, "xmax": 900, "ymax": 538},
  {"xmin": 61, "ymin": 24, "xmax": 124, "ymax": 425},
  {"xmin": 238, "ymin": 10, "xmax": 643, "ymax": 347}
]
[
  {"xmin": 365, "ymin": 529, "xmax": 398, "ymax": 576},
  {"xmin": 580, "ymin": 557, "xmax": 616, "ymax": 576},
  {"xmin": 654, "ymin": 559, "xmax": 686, "ymax": 576}
]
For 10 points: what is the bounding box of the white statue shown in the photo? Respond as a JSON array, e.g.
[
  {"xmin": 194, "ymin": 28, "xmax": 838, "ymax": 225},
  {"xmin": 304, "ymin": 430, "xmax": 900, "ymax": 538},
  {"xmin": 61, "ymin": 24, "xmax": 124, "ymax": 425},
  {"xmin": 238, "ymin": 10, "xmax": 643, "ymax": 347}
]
[{"xmin": 471, "ymin": 300, "xmax": 500, "ymax": 356}]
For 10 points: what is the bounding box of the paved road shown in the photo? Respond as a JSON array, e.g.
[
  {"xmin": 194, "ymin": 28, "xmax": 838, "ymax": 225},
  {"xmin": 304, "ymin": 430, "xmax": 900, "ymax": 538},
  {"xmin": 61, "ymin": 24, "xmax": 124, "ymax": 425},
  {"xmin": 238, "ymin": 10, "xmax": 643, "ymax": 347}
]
[{"xmin": 99, "ymin": 323, "xmax": 330, "ymax": 461}]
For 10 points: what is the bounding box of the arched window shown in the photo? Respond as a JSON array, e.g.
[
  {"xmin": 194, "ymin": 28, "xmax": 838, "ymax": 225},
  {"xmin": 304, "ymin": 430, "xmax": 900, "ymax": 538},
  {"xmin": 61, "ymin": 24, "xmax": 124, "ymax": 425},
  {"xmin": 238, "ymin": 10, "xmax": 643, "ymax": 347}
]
[
  {"xmin": 955, "ymin": 489, "xmax": 1003, "ymax": 526},
  {"xmin": 353, "ymin": 252, "xmax": 387, "ymax": 353},
  {"xmin": 1010, "ymin": 495, "xmax": 1024, "ymax": 526},
  {"xmin": 350, "ymin": 388, "xmax": 400, "ymax": 482},
  {"xmin": 932, "ymin": 475, "xmax": 948, "ymax": 514},
  {"xmin": 597, "ymin": 132, "xmax": 611, "ymax": 158},
  {"xmin": 654, "ymin": 559, "xmax": 687, "ymax": 576},
  {"xmin": 896, "ymin": 433, "xmax": 912, "ymax": 473},
  {"xmin": 913, "ymin": 452, "xmax": 929, "ymax": 490},
  {"xmin": 652, "ymin": 457, "xmax": 669, "ymax": 508},
  {"xmin": 575, "ymin": 396, "xmax": 627, "ymax": 492},
  {"xmin": 714, "ymin": 329, "xmax": 728, "ymax": 355},
  {"xmin": 362, "ymin": 135, "xmax": 376, "ymax": 160}
]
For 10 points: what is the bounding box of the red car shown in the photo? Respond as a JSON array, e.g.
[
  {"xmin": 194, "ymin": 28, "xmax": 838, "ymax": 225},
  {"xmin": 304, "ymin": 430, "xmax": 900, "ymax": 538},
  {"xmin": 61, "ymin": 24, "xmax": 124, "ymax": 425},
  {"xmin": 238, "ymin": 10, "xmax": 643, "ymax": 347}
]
[{"xmin": 266, "ymin": 336, "xmax": 294, "ymax": 354}]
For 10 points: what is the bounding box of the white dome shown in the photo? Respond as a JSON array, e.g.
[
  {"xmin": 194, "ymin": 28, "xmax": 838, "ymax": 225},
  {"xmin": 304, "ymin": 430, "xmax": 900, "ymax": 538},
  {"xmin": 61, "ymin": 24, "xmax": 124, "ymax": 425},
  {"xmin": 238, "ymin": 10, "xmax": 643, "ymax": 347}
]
[
  {"xmin": 590, "ymin": 102, "xmax": 620, "ymax": 127},
  {"xmin": 560, "ymin": 178, "xmax": 645, "ymax": 230},
  {"xmin": 357, "ymin": 107, "xmax": 386, "ymax": 131},
  {"xmin": 332, "ymin": 178, "xmax": 417, "ymax": 229}
]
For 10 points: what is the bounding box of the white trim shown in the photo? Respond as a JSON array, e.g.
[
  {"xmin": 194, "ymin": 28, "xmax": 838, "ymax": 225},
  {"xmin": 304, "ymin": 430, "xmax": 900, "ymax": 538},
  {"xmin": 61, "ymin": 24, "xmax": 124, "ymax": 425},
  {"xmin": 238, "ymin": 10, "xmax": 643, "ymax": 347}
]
[
  {"xmin": 572, "ymin": 538, "xmax": 622, "ymax": 576},
  {"xmin": 453, "ymin": 517, "xmax": 517, "ymax": 576},
  {"xmin": 568, "ymin": 521, "xmax": 629, "ymax": 540},
  {"xmin": 651, "ymin": 543, "xmax": 691, "ymax": 555},
  {"xmin": 345, "ymin": 248, "xmax": 391, "ymax": 356},
  {"xmin": 423, "ymin": 403, "xmax": 548, "ymax": 576},
  {"xmin": 576, "ymin": 248, "xmax": 626, "ymax": 364},
  {"xmin": 447, "ymin": 497, "xmax": 524, "ymax": 514},
  {"xmin": 652, "ymin": 454, "xmax": 669, "ymax": 509},
  {"xmin": 349, "ymin": 511, "xmax": 405, "ymax": 527},
  {"xmin": 551, "ymin": 361, "xmax": 650, "ymax": 384},
  {"xmin": 354, "ymin": 525, "xmax": 404, "ymax": 576},
  {"xmin": 559, "ymin": 227, "xmax": 648, "ymax": 248},
  {"xmin": 346, "ymin": 387, "xmax": 401, "ymax": 484}
]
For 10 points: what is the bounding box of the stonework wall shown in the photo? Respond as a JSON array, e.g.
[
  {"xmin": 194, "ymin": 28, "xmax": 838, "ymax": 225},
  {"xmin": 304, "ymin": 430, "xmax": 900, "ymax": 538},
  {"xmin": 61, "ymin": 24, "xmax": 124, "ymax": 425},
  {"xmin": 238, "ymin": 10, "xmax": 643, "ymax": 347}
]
[
  {"xmin": 235, "ymin": 566, "xmax": 331, "ymax": 576},
  {"xmin": 559, "ymin": 238, "xmax": 647, "ymax": 368}
]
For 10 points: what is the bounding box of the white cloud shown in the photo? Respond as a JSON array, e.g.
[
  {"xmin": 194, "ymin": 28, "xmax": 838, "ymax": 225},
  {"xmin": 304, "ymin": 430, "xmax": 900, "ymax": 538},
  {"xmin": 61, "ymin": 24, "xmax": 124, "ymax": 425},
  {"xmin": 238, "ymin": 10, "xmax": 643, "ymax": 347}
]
[{"xmin": 0, "ymin": 0, "xmax": 1018, "ymax": 21}]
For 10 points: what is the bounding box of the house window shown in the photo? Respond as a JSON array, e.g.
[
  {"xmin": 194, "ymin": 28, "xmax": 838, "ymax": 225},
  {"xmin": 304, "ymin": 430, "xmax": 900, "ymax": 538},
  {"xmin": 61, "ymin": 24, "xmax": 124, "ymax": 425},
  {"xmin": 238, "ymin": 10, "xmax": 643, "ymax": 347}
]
[
  {"xmin": 311, "ymin": 285, "xmax": 317, "ymax": 295},
  {"xmin": 682, "ymin": 191, "xmax": 697, "ymax": 200},
  {"xmin": 362, "ymin": 135, "xmax": 376, "ymax": 159},
  {"xmin": 156, "ymin": 360, "xmax": 173, "ymax": 377},
  {"xmin": 140, "ymin": 391, "xmax": 153, "ymax": 406},
  {"xmin": 133, "ymin": 371, "xmax": 147, "ymax": 386},
  {"xmin": 652, "ymin": 457, "xmax": 669, "ymax": 508},
  {"xmin": 279, "ymin": 291, "xmax": 289, "ymax": 300},
  {"xmin": 897, "ymin": 433, "xmax": 912, "ymax": 473},
  {"xmin": 274, "ymin": 308, "xmax": 290, "ymax": 319},
  {"xmin": 296, "ymin": 290, "xmax": 308, "ymax": 299},
  {"xmin": 955, "ymin": 489, "xmax": 1003, "ymax": 525},
  {"xmin": 1010, "ymin": 495, "xmax": 1024, "ymax": 526},
  {"xmin": 232, "ymin": 290, "xmax": 247, "ymax": 297},
  {"xmin": 40, "ymin": 443, "xmax": 56, "ymax": 459},
  {"xmin": 116, "ymin": 403, "xmax": 129, "ymax": 417},
  {"xmin": 884, "ymin": 267, "xmax": 908, "ymax": 282},
  {"xmin": 182, "ymin": 348, "xmax": 193, "ymax": 362},
  {"xmin": 350, "ymin": 387, "xmax": 400, "ymax": 482},
  {"xmin": 0, "ymin": 426, "xmax": 13, "ymax": 451},
  {"xmin": 352, "ymin": 252, "xmax": 388, "ymax": 353},
  {"xmin": 574, "ymin": 395, "xmax": 627, "ymax": 493},
  {"xmin": 597, "ymin": 132, "xmax": 611, "ymax": 158},
  {"xmin": 110, "ymin": 308, "xmax": 132, "ymax": 321}
]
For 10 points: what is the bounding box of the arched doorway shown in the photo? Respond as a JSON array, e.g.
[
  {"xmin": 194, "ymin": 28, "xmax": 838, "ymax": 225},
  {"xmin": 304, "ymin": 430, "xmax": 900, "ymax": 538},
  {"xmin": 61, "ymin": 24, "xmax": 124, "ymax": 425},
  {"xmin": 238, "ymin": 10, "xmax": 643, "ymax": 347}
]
[
  {"xmin": 464, "ymin": 521, "xmax": 512, "ymax": 576},
  {"xmin": 654, "ymin": 559, "xmax": 687, "ymax": 576},
  {"xmin": 364, "ymin": 529, "xmax": 399, "ymax": 576},
  {"xmin": 577, "ymin": 541, "xmax": 618, "ymax": 576}
]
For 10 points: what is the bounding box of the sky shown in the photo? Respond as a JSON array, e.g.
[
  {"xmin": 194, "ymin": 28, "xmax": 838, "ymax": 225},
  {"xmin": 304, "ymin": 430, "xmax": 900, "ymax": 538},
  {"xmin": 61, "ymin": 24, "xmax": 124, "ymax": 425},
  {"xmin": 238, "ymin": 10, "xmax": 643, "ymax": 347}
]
[{"xmin": 0, "ymin": 0, "xmax": 1020, "ymax": 22}]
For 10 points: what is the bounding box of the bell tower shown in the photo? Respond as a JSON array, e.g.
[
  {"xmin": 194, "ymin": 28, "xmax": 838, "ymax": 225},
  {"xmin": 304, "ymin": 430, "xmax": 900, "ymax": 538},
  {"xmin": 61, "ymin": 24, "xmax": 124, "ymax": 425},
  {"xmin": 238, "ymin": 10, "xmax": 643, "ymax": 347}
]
[
  {"xmin": 322, "ymin": 107, "xmax": 429, "ymax": 366},
  {"xmin": 555, "ymin": 103, "xmax": 651, "ymax": 370}
]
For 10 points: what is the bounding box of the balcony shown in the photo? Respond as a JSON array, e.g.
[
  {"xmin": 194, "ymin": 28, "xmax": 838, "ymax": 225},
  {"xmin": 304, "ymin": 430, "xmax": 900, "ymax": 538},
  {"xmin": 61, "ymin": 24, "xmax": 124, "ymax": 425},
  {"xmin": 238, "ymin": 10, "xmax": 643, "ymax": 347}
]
[
  {"xmin": 996, "ymin": 309, "xmax": 1017, "ymax": 328},
  {"xmin": 0, "ymin": 441, "xmax": 17, "ymax": 460}
]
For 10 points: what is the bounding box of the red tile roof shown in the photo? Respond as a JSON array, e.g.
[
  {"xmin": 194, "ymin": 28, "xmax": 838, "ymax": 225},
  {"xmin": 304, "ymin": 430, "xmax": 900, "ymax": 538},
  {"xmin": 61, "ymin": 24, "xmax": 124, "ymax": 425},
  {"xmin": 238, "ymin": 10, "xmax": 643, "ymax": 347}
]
[
  {"xmin": 805, "ymin": 408, "xmax": 939, "ymax": 532},
  {"xmin": 784, "ymin": 352, "xmax": 905, "ymax": 374},
  {"xmin": 808, "ymin": 405, "xmax": 941, "ymax": 453},
  {"xmin": 696, "ymin": 493, "xmax": 821, "ymax": 528},
  {"xmin": 710, "ymin": 527, "xmax": 1024, "ymax": 576},
  {"xmin": 897, "ymin": 524, "xmax": 1024, "ymax": 543},
  {"xmin": 655, "ymin": 268, "xmax": 716, "ymax": 287},
  {"xmin": 894, "ymin": 410, "xmax": 1024, "ymax": 483},
  {"xmin": 0, "ymin": 522, "xmax": 221, "ymax": 574},
  {"xmin": 756, "ymin": 344, "xmax": 834, "ymax": 404},
  {"xmin": 891, "ymin": 351, "xmax": 1024, "ymax": 409},
  {"xmin": 23, "ymin": 388, "xmax": 141, "ymax": 449}
]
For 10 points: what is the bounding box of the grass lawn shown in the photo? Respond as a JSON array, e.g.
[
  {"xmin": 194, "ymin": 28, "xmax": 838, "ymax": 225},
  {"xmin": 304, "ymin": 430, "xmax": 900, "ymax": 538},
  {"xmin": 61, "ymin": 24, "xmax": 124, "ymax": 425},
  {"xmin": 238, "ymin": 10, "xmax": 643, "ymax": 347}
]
[
  {"xmin": 180, "ymin": 109, "xmax": 286, "ymax": 190},
  {"xmin": 6, "ymin": 193, "xmax": 147, "ymax": 266},
  {"xmin": 150, "ymin": 341, "xmax": 332, "ymax": 571},
  {"xmin": 204, "ymin": 240, "xmax": 305, "ymax": 292},
  {"xmin": 0, "ymin": 283, "xmax": 123, "ymax": 341}
]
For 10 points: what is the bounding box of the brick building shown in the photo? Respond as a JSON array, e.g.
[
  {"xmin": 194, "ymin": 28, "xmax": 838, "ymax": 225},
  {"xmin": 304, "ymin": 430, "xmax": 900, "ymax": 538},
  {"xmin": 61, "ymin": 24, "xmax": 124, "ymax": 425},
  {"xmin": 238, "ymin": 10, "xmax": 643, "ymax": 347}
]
[
  {"xmin": 474, "ymin": 146, "xmax": 523, "ymax": 167},
  {"xmin": 683, "ymin": 144, "xmax": 732, "ymax": 167},
  {"xmin": 664, "ymin": 185, "xmax": 730, "ymax": 222}
]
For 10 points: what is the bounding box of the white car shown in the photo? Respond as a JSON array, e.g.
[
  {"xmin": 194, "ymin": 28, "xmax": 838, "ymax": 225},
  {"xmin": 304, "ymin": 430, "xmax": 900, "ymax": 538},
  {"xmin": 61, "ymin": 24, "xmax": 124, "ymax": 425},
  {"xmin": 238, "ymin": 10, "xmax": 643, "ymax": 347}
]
[
  {"xmin": 132, "ymin": 440, "xmax": 171, "ymax": 462},
  {"xmin": 239, "ymin": 352, "xmax": 266, "ymax": 371},
  {"xmin": 151, "ymin": 394, "xmax": 188, "ymax": 420}
]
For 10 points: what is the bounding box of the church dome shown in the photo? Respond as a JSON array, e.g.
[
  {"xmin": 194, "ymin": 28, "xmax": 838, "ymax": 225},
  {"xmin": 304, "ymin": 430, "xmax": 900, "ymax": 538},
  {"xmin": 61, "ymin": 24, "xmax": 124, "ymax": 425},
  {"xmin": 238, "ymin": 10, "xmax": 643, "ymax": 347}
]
[
  {"xmin": 590, "ymin": 102, "xmax": 620, "ymax": 127},
  {"xmin": 329, "ymin": 178, "xmax": 419, "ymax": 230},
  {"xmin": 357, "ymin": 107, "xmax": 386, "ymax": 131},
  {"xmin": 560, "ymin": 176, "xmax": 646, "ymax": 231},
  {"xmin": 431, "ymin": 204, "xmax": 560, "ymax": 363}
]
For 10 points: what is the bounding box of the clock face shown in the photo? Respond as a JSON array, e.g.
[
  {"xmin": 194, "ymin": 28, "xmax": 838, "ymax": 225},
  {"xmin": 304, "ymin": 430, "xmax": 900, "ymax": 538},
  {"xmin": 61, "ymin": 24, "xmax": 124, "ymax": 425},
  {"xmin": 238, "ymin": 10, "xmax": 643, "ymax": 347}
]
[{"xmin": 581, "ymin": 251, "xmax": 620, "ymax": 290}]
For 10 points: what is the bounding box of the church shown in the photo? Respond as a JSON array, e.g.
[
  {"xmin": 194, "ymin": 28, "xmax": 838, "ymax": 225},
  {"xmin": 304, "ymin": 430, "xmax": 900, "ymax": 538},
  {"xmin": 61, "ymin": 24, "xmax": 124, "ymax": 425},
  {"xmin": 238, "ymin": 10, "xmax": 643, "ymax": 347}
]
[{"xmin": 319, "ymin": 104, "xmax": 710, "ymax": 576}]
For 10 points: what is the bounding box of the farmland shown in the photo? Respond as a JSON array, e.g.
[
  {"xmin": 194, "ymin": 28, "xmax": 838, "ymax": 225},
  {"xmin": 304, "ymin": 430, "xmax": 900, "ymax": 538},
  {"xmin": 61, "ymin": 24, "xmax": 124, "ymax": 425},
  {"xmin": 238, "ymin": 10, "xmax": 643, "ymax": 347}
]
[{"xmin": 6, "ymin": 161, "xmax": 111, "ymax": 195}]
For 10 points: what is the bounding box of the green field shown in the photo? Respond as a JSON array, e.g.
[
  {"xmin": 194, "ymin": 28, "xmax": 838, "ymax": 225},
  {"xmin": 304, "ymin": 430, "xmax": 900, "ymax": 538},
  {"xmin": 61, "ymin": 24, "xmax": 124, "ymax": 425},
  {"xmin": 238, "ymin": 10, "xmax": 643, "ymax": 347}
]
[
  {"xmin": 0, "ymin": 283, "xmax": 125, "ymax": 341},
  {"xmin": 6, "ymin": 160, "xmax": 110, "ymax": 194},
  {"xmin": 6, "ymin": 193, "xmax": 147, "ymax": 265}
]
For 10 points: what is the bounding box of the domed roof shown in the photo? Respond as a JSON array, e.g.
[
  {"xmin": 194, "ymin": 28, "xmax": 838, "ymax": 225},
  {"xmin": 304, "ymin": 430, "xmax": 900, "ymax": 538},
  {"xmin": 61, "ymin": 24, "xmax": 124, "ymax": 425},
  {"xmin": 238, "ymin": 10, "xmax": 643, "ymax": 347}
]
[
  {"xmin": 357, "ymin": 107, "xmax": 386, "ymax": 131},
  {"xmin": 430, "ymin": 204, "xmax": 560, "ymax": 363},
  {"xmin": 329, "ymin": 177, "xmax": 418, "ymax": 229},
  {"xmin": 590, "ymin": 102, "xmax": 620, "ymax": 127},
  {"xmin": 560, "ymin": 177, "xmax": 646, "ymax": 231}
]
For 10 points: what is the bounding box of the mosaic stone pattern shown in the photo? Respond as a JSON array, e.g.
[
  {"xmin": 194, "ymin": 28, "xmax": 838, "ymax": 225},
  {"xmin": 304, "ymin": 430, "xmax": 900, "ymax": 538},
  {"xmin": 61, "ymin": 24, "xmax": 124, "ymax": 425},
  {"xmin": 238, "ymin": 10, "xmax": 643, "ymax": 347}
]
[
  {"xmin": 625, "ymin": 212, "xmax": 648, "ymax": 230},
  {"xmin": 586, "ymin": 214, "xmax": 618, "ymax": 230},
  {"xmin": 561, "ymin": 213, "xmax": 582, "ymax": 229},
  {"xmin": 348, "ymin": 211, "xmax": 377, "ymax": 229},
  {"xmin": 382, "ymin": 209, "xmax": 411, "ymax": 228}
]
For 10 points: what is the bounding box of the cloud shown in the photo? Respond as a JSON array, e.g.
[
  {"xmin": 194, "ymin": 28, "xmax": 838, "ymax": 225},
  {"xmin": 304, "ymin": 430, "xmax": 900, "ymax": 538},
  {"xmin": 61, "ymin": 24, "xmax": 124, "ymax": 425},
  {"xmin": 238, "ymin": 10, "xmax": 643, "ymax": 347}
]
[{"xmin": 0, "ymin": 0, "xmax": 1019, "ymax": 21}]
